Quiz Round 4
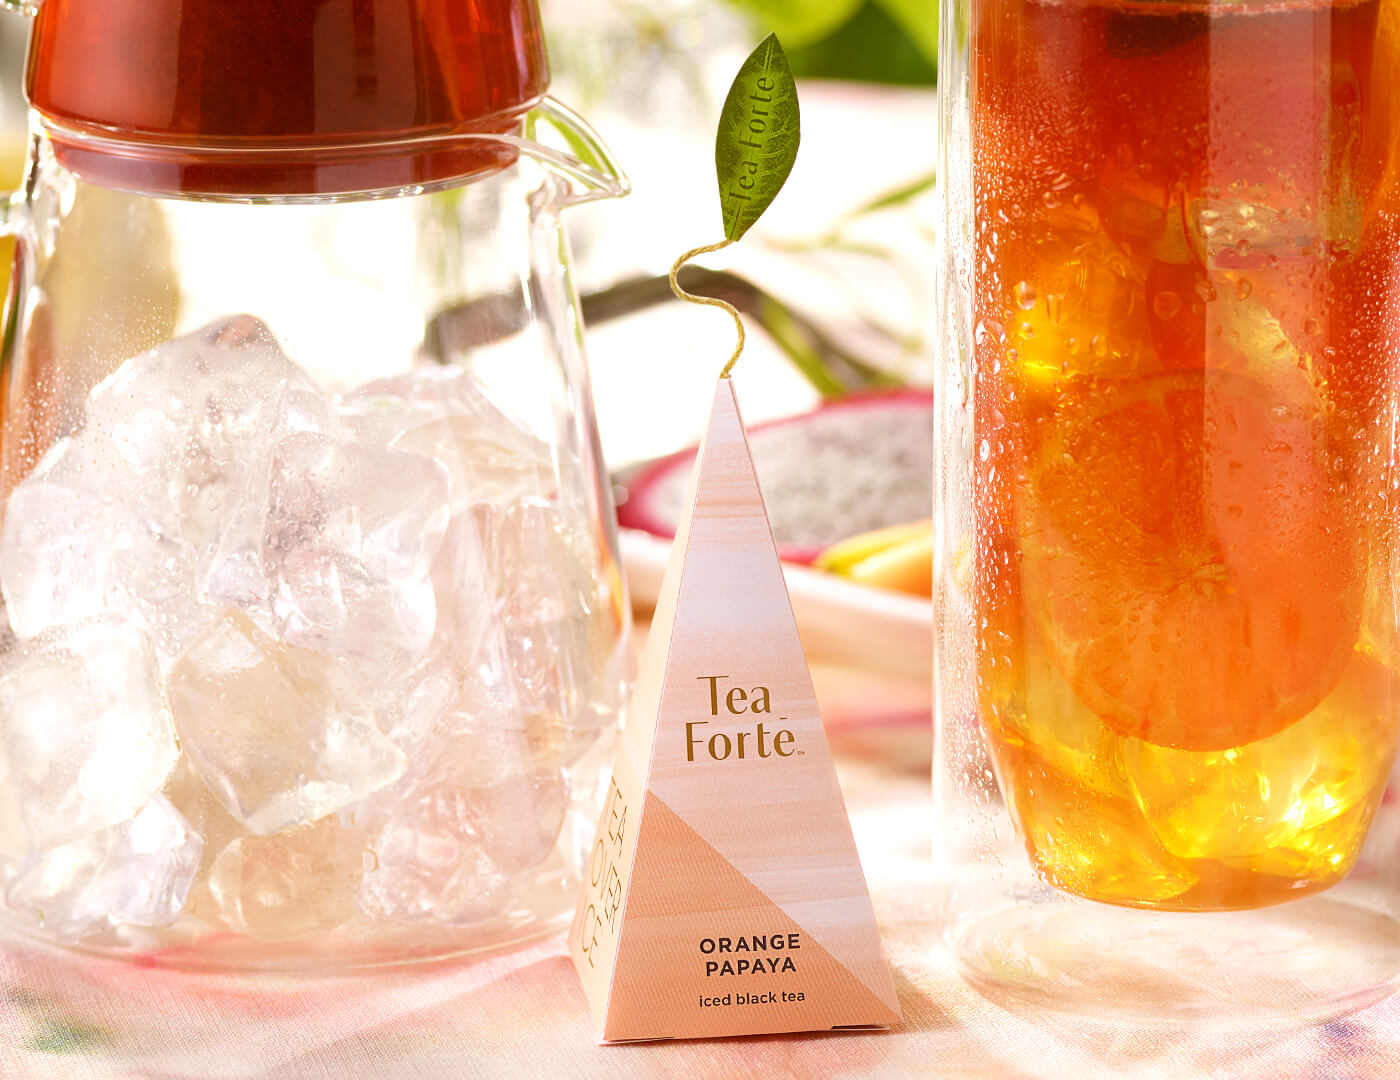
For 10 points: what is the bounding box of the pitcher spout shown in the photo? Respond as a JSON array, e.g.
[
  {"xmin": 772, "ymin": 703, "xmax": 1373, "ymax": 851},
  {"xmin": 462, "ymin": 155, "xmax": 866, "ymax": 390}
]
[{"xmin": 512, "ymin": 98, "xmax": 631, "ymax": 209}]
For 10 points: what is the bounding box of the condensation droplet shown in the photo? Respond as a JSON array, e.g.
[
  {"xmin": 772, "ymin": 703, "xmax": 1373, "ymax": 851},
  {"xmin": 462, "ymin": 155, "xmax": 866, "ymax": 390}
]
[
  {"xmin": 1153, "ymin": 291, "xmax": 1182, "ymax": 320},
  {"xmin": 1090, "ymin": 334, "xmax": 1108, "ymax": 359},
  {"xmin": 1014, "ymin": 281, "xmax": 1037, "ymax": 310},
  {"xmin": 1235, "ymin": 278, "xmax": 1252, "ymax": 301},
  {"xmin": 974, "ymin": 317, "xmax": 1007, "ymax": 347}
]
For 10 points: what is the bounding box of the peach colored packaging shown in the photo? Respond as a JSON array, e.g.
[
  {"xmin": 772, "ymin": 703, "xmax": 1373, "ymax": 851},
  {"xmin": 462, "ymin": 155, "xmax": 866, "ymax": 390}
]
[{"xmin": 569, "ymin": 378, "xmax": 901, "ymax": 1043}]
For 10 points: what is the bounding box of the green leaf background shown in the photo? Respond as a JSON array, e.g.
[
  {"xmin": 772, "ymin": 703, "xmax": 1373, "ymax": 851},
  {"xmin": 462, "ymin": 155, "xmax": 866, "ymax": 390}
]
[
  {"xmin": 876, "ymin": 0, "xmax": 939, "ymax": 67},
  {"xmin": 724, "ymin": 0, "xmax": 937, "ymax": 86},
  {"xmin": 722, "ymin": 0, "xmax": 864, "ymax": 47}
]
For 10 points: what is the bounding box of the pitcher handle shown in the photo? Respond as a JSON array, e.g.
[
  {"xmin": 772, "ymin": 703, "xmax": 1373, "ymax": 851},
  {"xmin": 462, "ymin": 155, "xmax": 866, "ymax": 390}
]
[{"xmin": 515, "ymin": 97, "xmax": 631, "ymax": 207}]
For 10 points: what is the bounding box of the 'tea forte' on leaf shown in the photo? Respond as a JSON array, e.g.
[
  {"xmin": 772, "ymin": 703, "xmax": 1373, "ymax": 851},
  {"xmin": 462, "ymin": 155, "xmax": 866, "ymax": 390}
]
[{"xmin": 716, "ymin": 34, "xmax": 801, "ymax": 243}]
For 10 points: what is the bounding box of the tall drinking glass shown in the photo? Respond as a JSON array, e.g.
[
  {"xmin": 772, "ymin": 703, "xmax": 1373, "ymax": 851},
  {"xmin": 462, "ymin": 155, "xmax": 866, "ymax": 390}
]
[{"xmin": 936, "ymin": 0, "xmax": 1400, "ymax": 1023}]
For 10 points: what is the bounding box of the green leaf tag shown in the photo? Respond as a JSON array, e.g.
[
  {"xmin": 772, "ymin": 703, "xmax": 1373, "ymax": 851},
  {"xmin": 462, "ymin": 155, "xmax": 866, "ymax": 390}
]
[{"xmin": 715, "ymin": 34, "xmax": 801, "ymax": 242}]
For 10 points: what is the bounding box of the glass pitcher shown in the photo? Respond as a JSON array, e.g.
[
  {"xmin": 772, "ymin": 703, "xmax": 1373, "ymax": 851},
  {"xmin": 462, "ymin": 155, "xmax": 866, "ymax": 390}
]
[
  {"xmin": 0, "ymin": 0, "xmax": 633, "ymax": 970},
  {"xmin": 936, "ymin": 0, "xmax": 1400, "ymax": 1026}
]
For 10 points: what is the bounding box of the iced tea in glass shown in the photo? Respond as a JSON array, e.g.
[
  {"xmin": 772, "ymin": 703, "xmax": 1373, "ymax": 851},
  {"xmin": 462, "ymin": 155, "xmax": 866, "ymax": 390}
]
[{"xmin": 972, "ymin": 0, "xmax": 1400, "ymax": 909}]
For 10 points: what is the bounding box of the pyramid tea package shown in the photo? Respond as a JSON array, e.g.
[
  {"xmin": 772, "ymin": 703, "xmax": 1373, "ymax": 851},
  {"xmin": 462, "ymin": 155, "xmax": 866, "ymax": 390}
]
[{"xmin": 569, "ymin": 379, "xmax": 900, "ymax": 1042}]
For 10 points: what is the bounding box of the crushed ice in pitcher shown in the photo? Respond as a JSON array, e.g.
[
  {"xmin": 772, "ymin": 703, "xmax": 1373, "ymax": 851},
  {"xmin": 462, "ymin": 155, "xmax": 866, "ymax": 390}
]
[{"xmin": 0, "ymin": 317, "xmax": 627, "ymax": 952}]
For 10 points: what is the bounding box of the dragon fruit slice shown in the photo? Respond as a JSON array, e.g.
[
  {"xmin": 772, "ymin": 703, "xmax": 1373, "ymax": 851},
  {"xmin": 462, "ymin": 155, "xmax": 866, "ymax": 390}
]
[{"xmin": 617, "ymin": 389, "xmax": 933, "ymax": 564}]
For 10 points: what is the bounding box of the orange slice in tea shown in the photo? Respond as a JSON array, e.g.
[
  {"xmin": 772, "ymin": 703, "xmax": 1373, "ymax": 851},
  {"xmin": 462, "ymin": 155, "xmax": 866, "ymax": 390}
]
[{"xmin": 1022, "ymin": 368, "xmax": 1363, "ymax": 751}]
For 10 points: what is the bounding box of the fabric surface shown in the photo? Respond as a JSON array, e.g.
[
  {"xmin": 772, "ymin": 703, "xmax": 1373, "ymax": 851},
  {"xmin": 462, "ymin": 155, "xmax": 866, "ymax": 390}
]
[{"xmin": 2, "ymin": 662, "xmax": 1399, "ymax": 1079}]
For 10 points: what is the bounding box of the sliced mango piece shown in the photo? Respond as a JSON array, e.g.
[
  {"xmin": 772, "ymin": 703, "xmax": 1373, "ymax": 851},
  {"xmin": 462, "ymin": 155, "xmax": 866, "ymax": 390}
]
[
  {"xmin": 817, "ymin": 521, "xmax": 933, "ymax": 597},
  {"xmin": 814, "ymin": 519, "xmax": 932, "ymax": 574}
]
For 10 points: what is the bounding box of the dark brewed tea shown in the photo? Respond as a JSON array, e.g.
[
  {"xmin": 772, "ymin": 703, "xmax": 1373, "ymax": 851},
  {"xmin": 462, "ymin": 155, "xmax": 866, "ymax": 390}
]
[{"xmin": 26, "ymin": 0, "xmax": 549, "ymax": 196}]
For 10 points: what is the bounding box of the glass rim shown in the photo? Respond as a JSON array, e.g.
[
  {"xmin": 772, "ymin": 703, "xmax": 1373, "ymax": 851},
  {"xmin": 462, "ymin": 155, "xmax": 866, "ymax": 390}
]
[
  {"xmin": 19, "ymin": 97, "xmax": 629, "ymax": 206},
  {"xmin": 31, "ymin": 103, "xmax": 538, "ymax": 158}
]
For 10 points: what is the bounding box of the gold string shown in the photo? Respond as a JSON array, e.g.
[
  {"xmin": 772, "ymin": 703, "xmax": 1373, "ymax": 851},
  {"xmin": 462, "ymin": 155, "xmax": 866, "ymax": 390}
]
[{"xmin": 669, "ymin": 239, "xmax": 745, "ymax": 379}]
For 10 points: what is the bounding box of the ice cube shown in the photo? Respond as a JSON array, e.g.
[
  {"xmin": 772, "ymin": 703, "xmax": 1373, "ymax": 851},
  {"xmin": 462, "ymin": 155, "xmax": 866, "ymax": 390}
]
[
  {"xmin": 338, "ymin": 367, "xmax": 554, "ymax": 508},
  {"xmin": 998, "ymin": 742, "xmax": 1199, "ymax": 905},
  {"xmin": 0, "ymin": 481, "xmax": 125, "ymax": 636},
  {"xmin": 221, "ymin": 431, "xmax": 451, "ymax": 668},
  {"xmin": 342, "ymin": 632, "xmax": 534, "ymax": 829},
  {"xmin": 329, "ymin": 513, "xmax": 517, "ymax": 834},
  {"xmin": 1121, "ymin": 651, "xmax": 1395, "ymax": 874},
  {"xmin": 0, "ymin": 617, "xmax": 178, "ymax": 849},
  {"xmin": 479, "ymin": 498, "xmax": 626, "ymax": 765},
  {"xmin": 982, "ymin": 629, "xmax": 1132, "ymax": 801},
  {"xmin": 429, "ymin": 512, "xmax": 494, "ymax": 675},
  {"xmin": 352, "ymin": 511, "xmax": 503, "ymax": 757},
  {"xmin": 358, "ymin": 819, "xmax": 514, "ymax": 926},
  {"xmin": 205, "ymin": 817, "xmax": 367, "ymax": 940},
  {"xmin": 4, "ymin": 795, "xmax": 201, "ymax": 942},
  {"xmin": 161, "ymin": 757, "xmax": 250, "ymax": 929},
  {"xmin": 339, "ymin": 367, "xmax": 536, "ymax": 445},
  {"xmin": 393, "ymin": 415, "xmax": 555, "ymax": 512},
  {"xmin": 334, "ymin": 368, "xmax": 466, "ymax": 445},
  {"xmin": 55, "ymin": 316, "xmax": 335, "ymax": 556},
  {"xmin": 0, "ymin": 481, "xmax": 208, "ymax": 659},
  {"xmin": 167, "ymin": 613, "xmax": 406, "ymax": 836},
  {"xmin": 358, "ymin": 766, "xmax": 567, "ymax": 926},
  {"xmin": 349, "ymin": 633, "xmax": 566, "ymax": 926},
  {"xmin": 368, "ymin": 652, "xmax": 463, "ymax": 758},
  {"xmin": 0, "ymin": 316, "xmax": 344, "ymax": 660},
  {"xmin": 162, "ymin": 756, "xmax": 245, "ymax": 881}
]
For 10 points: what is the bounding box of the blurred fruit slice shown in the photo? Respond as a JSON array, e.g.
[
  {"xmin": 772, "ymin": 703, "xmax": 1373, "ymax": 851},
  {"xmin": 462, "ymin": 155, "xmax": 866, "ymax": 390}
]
[
  {"xmin": 1023, "ymin": 369, "xmax": 1362, "ymax": 752},
  {"xmin": 816, "ymin": 519, "xmax": 931, "ymax": 596},
  {"xmin": 618, "ymin": 388, "xmax": 932, "ymax": 565}
]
